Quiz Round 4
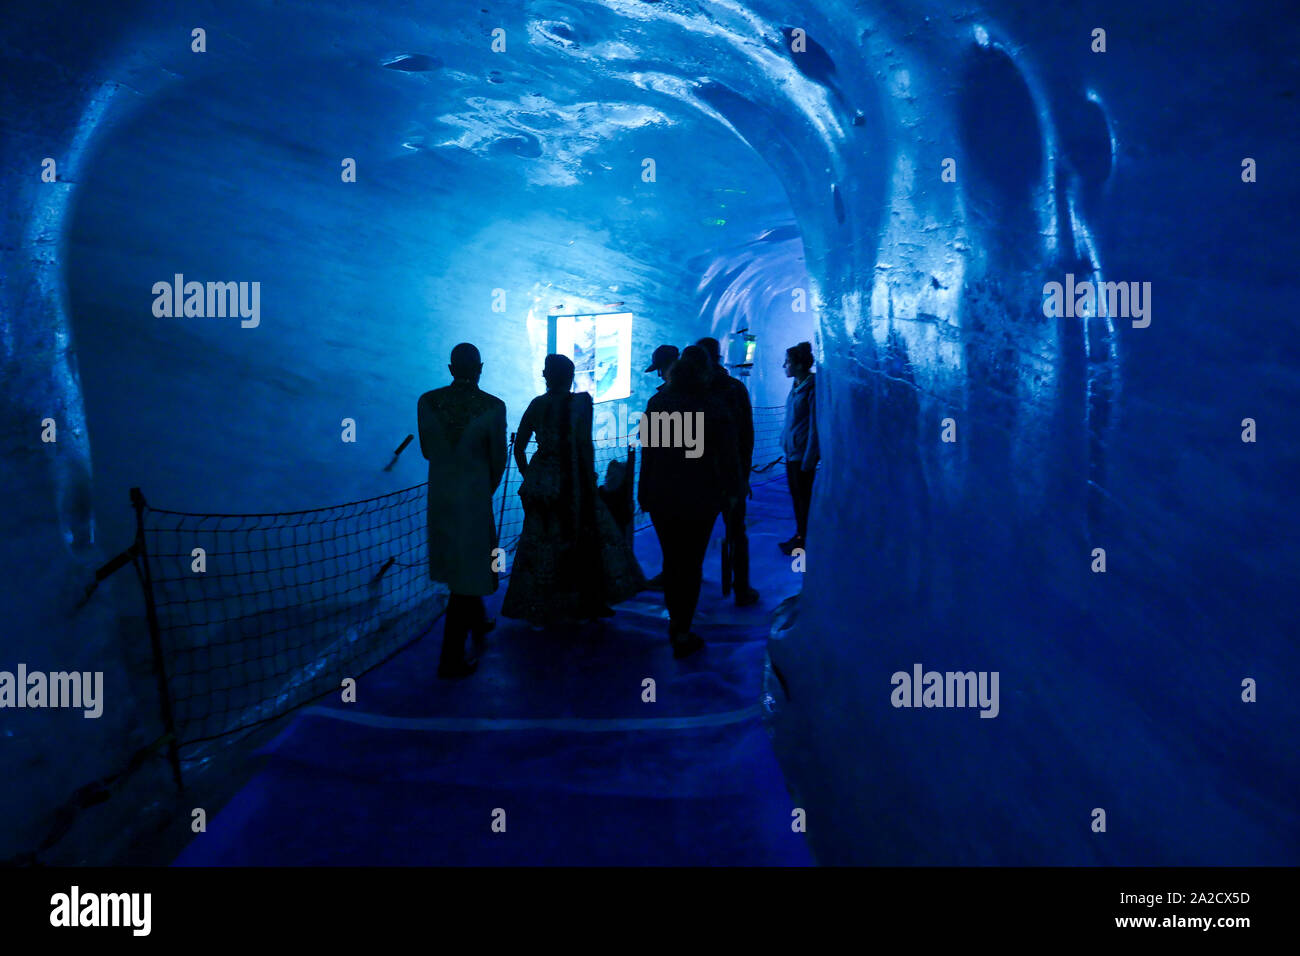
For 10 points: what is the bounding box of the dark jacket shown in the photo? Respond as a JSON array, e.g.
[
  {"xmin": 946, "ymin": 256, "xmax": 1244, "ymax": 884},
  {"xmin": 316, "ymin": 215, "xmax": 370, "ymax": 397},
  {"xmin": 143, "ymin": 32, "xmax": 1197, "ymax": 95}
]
[
  {"xmin": 637, "ymin": 385, "xmax": 741, "ymax": 518},
  {"xmin": 709, "ymin": 368, "xmax": 754, "ymax": 471}
]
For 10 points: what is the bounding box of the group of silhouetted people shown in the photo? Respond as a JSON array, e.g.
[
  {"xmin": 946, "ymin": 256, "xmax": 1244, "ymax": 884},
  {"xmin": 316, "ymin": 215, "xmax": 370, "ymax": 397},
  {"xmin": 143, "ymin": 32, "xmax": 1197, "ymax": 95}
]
[{"xmin": 417, "ymin": 337, "xmax": 817, "ymax": 678}]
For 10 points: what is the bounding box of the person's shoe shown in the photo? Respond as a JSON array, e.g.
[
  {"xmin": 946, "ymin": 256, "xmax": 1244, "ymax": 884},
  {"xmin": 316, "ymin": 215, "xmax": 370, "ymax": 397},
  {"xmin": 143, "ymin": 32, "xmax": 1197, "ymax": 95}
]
[
  {"xmin": 471, "ymin": 617, "xmax": 496, "ymax": 638},
  {"xmin": 734, "ymin": 586, "xmax": 760, "ymax": 607},
  {"xmin": 645, "ymin": 573, "xmax": 665, "ymax": 591},
  {"xmin": 437, "ymin": 657, "xmax": 479, "ymax": 680},
  {"xmin": 670, "ymin": 633, "xmax": 706, "ymax": 659},
  {"xmin": 778, "ymin": 535, "xmax": 804, "ymax": 556}
]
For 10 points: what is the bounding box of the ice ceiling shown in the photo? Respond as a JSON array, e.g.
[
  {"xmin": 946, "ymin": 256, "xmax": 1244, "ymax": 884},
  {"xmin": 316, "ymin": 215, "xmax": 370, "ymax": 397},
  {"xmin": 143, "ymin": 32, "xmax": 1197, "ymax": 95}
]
[{"xmin": 13, "ymin": 0, "xmax": 1123, "ymax": 544}]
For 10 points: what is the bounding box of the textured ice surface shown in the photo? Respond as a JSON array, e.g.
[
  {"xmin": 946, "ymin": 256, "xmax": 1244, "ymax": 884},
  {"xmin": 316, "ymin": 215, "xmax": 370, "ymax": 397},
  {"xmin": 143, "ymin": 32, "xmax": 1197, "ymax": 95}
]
[{"xmin": 2, "ymin": 0, "xmax": 1297, "ymax": 863}]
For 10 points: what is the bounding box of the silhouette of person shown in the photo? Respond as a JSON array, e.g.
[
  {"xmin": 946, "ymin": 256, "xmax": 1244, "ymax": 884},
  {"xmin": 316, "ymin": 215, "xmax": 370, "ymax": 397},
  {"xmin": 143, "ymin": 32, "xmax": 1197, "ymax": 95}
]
[
  {"xmin": 502, "ymin": 354, "xmax": 644, "ymax": 626},
  {"xmin": 780, "ymin": 341, "xmax": 819, "ymax": 555},
  {"xmin": 638, "ymin": 345, "xmax": 741, "ymax": 658},
  {"xmin": 642, "ymin": 343, "xmax": 680, "ymax": 591},
  {"xmin": 646, "ymin": 344, "xmax": 679, "ymax": 390},
  {"xmin": 696, "ymin": 336, "xmax": 759, "ymax": 606},
  {"xmin": 417, "ymin": 343, "xmax": 507, "ymax": 679}
]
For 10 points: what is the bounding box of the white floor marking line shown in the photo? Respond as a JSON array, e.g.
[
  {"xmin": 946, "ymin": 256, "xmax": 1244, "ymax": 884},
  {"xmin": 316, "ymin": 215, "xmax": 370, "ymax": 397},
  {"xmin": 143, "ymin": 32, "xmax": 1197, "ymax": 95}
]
[{"xmin": 299, "ymin": 703, "xmax": 763, "ymax": 732}]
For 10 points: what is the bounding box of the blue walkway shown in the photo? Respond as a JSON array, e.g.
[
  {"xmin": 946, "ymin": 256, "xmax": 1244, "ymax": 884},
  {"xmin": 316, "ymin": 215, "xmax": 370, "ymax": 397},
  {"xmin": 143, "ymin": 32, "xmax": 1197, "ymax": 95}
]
[{"xmin": 175, "ymin": 479, "xmax": 813, "ymax": 865}]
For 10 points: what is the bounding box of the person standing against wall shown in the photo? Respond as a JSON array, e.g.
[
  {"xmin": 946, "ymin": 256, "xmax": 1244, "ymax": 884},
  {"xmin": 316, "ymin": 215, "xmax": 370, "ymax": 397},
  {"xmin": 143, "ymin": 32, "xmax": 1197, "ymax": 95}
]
[{"xmin": 780, "ymin": 341, "xmax": 818, "ymax": 556}]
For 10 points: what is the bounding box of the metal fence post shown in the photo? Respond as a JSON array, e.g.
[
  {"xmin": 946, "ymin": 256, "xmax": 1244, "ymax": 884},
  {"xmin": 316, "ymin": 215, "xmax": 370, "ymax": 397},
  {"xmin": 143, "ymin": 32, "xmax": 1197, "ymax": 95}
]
[
  {"xmin": 498, "ymin": 432, "xmax": 514, "ymax": 541},
  {"xmin": 130, "ymin": 487, "xmax": 184, "ymax": 792}
]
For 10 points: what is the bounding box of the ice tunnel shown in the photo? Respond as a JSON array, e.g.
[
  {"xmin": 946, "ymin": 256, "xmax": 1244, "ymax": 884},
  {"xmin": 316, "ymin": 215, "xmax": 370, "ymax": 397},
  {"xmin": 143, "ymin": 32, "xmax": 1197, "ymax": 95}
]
[{"xmin": 1, "ymin": 0, "xmax": 1297, "ymax": 868}]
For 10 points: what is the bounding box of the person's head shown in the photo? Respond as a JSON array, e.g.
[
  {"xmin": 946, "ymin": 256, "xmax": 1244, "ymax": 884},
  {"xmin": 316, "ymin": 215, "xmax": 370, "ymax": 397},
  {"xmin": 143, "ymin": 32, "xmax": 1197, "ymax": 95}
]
[
  {"xmin": 669, "ymin": 345, "xmax": 712, "ymax": 393},
  {"xmin": 543, "ymin": 353, "xmax": 576, "ymax": 393},
  {"xmin": 645, "ymin": 344, "xmax": 679, "ymax": 382},
  {"xmin": 783, "ymin": 341, "xmax": 814, "ymax": 379},
  {"xmin": 695, "ymin": 336, "xmax": 723, "ymax": 368},
  {"xmin": 449, "ymin": 342, "xmax": 483, "ymax": 383}
]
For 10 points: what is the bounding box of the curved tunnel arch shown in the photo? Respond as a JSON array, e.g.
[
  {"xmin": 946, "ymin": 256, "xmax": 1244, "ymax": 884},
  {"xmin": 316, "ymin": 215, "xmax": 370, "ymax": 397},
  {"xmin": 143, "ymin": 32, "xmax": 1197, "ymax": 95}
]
[
  {"xmin": 41, "ymin": 6, "xmax": 1108, "ymax": 639},
  {"xmin": 51, "ymin": 0, "xmax": 893, "ymax": 547}
]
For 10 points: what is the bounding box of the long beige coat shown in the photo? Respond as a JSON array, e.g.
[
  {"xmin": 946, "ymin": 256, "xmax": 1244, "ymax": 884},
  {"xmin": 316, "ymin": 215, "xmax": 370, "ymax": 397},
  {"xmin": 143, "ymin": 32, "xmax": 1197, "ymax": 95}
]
[{"xmin": 417, "ymin": 381, "xmax": 507, "ymax": 596}]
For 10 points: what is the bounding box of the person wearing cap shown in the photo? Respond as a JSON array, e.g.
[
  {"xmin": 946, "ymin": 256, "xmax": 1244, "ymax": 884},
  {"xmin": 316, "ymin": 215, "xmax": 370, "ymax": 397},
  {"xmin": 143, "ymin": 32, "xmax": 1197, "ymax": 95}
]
[
  {"xmin": 418, "ymin": 343, "xmax": 507, "ymax": 679},
  {"xmin": 645, "ymin": 344, "xmax": 679, "ymax": 390}
]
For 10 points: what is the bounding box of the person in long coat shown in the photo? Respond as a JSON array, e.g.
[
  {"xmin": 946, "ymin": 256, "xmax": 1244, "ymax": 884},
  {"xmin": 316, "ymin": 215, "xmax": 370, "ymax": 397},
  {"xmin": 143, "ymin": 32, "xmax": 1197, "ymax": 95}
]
[{"xmin": 417, "ymin": 343, "xmax": 507, "ymax": 678}]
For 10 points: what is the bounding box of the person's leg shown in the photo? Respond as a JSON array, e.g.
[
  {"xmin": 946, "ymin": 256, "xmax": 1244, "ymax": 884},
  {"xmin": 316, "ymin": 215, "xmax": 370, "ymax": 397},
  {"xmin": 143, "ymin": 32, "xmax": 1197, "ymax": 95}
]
[
  {"xmin": 781, "ymin": 461, "xmax": 803, "ymax": 552},
  {"xmin": 678, "ymin": 512, "xmax": 716, "ymax": 629},
  {"xmin": 804, "ymin": 468, "xmax": 816, "ymax": 539},
  {"xmin": 438, "ymin": 594, "xmax": 475, "ymax": 677},
  {"xmin": 653, "ymin": 512, "xmax": 709, "ymax": 658},
  {"xmin": 794, "ymin": 468, "xmax": 814, "ymax": 541},
  {"xmin": 652, "ymin": 513, "xmax": 687, "ymax": 635},
  {"xmin": 726, "ymin": 497, "xmax": 757, "ymax": 602},
  {"xmin": 469, "ymin": 595, "xmax": 493, "ymax": 636}
]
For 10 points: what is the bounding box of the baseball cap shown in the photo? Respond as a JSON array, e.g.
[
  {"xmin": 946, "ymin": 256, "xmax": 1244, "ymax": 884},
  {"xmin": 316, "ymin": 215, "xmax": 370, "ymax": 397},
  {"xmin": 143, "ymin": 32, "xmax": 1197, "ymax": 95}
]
[{"xmin": 645, "ymin": 344, "xmax": 680, "ymax": 373}]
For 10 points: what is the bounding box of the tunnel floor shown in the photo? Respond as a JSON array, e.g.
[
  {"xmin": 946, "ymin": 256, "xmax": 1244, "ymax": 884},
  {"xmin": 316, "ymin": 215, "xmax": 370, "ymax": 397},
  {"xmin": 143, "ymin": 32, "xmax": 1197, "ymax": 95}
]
[{"xmin": 173, "ymin": 477, "xmax": 813, "ymax": 865}]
